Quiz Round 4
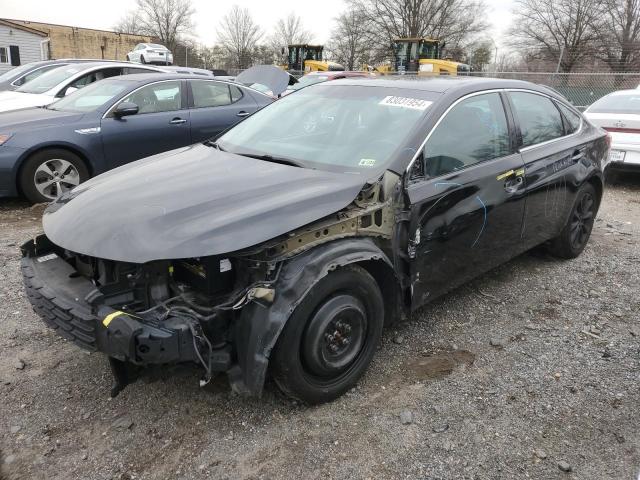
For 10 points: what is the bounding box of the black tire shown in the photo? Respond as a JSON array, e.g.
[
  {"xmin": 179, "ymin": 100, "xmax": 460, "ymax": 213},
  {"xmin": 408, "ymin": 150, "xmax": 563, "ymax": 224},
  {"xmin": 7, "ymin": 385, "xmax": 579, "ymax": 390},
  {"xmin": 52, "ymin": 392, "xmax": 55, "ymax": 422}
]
[
  {"xmin": 140, "ymin": 55, "xmax": 147, "ymax": 64},
  {"xmin": 547, "ymin": 183, "xmax": 597, "ymax": 259},
  {"xmin": 126, "ymin": 54, "xmax": 131, "ymax": 62},
  {"xmin": 19, "ymin": 149, "xmax": 89, "ymax": 204},
  {"xmin": 270, "ymin": 265, "xmax": 384, "ymax": 404}
]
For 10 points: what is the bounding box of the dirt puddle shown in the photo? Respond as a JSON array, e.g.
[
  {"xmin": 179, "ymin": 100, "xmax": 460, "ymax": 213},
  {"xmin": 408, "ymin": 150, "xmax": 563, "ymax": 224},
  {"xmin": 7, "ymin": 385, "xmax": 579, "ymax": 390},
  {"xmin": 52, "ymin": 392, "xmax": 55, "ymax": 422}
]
[{"xmin": 405, "ymin": 350, "xmax": 475, "ymax": 381}]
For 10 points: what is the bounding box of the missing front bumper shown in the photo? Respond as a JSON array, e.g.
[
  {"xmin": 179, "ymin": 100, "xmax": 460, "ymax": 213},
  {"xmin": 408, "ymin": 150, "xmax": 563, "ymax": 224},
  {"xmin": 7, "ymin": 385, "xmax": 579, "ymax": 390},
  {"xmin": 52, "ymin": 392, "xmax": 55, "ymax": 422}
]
[{"xmin": 20, "ymin": 235, "xmax": 231, "ymax": 372}]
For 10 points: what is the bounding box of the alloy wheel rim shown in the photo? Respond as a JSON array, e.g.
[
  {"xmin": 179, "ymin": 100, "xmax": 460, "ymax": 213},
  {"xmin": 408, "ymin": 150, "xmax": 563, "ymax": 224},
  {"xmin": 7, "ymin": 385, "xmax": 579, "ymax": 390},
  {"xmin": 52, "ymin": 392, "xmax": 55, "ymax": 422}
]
[
  {"xmin": 33, "ymin": 159, "xmax": 80, "ymax": 200},
  {"xmin": 569, "ymin": 192, "xmax": 594, "ymax": 249}
]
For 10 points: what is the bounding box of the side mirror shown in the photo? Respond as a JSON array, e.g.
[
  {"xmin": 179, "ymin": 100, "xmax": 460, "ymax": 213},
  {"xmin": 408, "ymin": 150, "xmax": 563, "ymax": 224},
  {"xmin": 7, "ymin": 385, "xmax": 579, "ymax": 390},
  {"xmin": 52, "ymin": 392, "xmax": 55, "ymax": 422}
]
[
  {"xmin": 113, "ymin": 102, "xmax": 139, "ymax": 118},
  {"xmin": 64, "ymin": 86, "xmax": 78, "ymax": 96}
]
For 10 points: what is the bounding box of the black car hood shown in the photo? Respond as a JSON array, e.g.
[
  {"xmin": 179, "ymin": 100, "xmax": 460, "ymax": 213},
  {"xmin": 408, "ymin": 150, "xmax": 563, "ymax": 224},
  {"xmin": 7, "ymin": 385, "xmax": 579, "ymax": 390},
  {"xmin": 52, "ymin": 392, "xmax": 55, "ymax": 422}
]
[
  {"xmin": 43, "ymin": 144, "xmax": 367, "ymax": 263},
  {"xmin": 0, "ymin": 107, "xmax": 85, "ymax": 131}
]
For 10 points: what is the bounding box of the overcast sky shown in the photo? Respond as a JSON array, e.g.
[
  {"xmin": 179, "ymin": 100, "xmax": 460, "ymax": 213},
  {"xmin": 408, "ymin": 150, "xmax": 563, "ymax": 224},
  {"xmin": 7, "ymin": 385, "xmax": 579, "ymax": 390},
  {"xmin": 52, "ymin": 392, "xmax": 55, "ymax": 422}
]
[{"xmin": 1, "ymin": 0, "xmax": 514, "ymax": 49}]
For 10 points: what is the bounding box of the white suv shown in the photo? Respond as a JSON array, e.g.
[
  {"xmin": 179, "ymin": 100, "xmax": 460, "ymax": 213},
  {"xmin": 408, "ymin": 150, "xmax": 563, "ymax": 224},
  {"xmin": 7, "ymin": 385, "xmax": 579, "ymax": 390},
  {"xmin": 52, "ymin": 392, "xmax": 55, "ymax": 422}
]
[{"xmin": 127, "ymin": 43, "xmax": 174, "ymax": 65}]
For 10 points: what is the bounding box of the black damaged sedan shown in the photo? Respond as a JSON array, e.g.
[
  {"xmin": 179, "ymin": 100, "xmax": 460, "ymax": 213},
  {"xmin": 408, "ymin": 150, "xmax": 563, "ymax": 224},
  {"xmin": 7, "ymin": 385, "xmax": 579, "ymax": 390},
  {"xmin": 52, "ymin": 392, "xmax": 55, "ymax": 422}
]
[{"xmin": 21, "ymin": 77, "xmax": 609, "ymax": 404}]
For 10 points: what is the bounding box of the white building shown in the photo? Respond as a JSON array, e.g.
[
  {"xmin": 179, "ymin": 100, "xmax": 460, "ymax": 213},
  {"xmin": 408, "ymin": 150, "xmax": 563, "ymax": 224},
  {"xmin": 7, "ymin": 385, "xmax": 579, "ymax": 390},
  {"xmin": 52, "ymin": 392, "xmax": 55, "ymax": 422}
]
[{"xmin": 0, "ymin": 19, "xmax": 49, "ymax": 75}]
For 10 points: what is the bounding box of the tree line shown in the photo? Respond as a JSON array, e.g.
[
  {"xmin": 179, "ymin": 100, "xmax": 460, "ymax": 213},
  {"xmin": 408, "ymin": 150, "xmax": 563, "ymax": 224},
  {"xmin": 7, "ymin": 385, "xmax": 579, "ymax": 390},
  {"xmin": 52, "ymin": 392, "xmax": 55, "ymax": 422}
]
[{"xmin": 115, "ymin": 0, "xmax": 640, "ymax": 73}]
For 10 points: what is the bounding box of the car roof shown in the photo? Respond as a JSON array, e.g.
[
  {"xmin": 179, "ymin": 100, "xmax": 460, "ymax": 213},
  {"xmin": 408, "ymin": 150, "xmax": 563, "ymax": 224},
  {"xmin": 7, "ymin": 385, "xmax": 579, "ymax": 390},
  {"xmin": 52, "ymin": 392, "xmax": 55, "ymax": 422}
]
[
  {"xmin": 109, "ymin": 73, "xmax": 233, "ymax": 83},
  {"xmin": 327, "ymin": 76, "xmax": 562, "ymax": 97}
]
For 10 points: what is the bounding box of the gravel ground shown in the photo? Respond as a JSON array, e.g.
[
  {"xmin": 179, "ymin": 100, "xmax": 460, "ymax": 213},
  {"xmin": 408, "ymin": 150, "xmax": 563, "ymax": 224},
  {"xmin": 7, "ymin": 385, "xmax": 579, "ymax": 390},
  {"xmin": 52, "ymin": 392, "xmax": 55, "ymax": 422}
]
[{"xmin": 1, "ymin": 176, "xmax": 639, "ymax": 480}]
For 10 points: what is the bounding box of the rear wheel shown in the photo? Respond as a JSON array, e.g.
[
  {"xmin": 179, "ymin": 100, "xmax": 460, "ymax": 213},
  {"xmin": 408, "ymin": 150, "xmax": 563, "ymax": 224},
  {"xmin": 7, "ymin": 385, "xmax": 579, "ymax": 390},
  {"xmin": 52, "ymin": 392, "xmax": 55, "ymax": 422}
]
[
  {"xmin": 547, "ymin": 183, "xmax": 597, "ymax": 259},
  {"xmin": 270, "ymin": 265, "xmax": 384, "ymax": 404},
  {"xmin": 19, "ymin": 149, "xmax": 89, "ymax": 204},
  {"xmin": 140, "ymin": 55, "xmax": 147, "ymax": 64}
]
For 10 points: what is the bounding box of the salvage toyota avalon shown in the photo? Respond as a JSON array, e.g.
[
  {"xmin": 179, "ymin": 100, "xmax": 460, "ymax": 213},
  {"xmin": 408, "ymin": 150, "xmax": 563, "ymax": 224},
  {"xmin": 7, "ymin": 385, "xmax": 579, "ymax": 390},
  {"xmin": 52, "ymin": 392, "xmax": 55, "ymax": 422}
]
[{"xmin": 21, "ymin": 77, "xmax": 609, "ymax": 404}]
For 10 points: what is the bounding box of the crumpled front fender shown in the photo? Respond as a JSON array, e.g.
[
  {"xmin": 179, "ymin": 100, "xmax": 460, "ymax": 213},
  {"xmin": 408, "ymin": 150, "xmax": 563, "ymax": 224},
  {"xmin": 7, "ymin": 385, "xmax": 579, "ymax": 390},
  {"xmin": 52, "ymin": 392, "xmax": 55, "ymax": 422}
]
[{"xmin": 229, "ymin": 237, "xmax": 393, "ymax": 396}]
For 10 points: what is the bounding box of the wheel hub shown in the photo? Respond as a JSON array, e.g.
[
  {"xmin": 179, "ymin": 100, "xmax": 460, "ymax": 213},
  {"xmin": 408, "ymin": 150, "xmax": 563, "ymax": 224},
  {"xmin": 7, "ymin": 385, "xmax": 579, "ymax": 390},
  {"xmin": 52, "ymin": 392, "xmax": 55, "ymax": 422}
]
[{"xmin": 302, "ymin": 295, "xmax": 367, "ymax": 378}]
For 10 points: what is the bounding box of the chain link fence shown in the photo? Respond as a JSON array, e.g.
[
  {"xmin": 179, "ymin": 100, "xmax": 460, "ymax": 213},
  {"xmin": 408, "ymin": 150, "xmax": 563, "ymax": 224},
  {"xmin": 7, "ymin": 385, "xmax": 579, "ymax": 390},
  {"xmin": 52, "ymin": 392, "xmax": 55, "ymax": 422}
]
[
  {"xmin": 225, "ymin": 67, "xmax": 640, "ymax": 109},
  {"xmin": 468, "ymin": 72, "xmax": 640, "ymax": 109},
  {"xmin": 376, "ymin": 71, "xmax": 640, "ymax": 109}
]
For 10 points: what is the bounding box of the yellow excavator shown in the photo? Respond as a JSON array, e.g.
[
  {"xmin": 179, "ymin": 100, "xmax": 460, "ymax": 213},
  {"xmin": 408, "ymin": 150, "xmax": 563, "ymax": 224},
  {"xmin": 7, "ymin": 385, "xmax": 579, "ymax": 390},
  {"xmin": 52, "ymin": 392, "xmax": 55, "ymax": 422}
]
[
  {"xmin": 283, "ymin": 44, "xmax": 345, "ymax": 72},
  {"xmin": 373, "ymin": 38, "xmax": 470, "ymax": 75}
]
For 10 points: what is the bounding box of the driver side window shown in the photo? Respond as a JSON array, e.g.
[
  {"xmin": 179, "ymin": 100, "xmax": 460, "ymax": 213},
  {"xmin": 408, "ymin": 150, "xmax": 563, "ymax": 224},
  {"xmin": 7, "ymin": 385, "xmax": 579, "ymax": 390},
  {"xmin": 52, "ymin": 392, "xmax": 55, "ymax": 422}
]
[
  {"xmin": 120, "ymin": 81, "xmax": 182, "ymax": 114},
  {"xmin": 422, "ymin": 92, "xmax": 510, "ymax": 178}
]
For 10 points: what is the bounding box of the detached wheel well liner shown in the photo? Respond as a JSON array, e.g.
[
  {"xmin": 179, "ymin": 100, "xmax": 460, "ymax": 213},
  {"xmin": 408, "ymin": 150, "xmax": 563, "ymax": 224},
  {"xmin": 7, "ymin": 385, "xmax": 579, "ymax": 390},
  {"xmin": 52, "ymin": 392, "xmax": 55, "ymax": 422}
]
[{"xmin": 229, "ymin": 238, "xmax": 399, "ymax": 397}]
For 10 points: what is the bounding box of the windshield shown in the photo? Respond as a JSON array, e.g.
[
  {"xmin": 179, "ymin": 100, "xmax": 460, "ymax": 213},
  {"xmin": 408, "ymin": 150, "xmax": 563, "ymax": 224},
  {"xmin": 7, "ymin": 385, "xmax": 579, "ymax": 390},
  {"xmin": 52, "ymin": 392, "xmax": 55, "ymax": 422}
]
[
  {"xmin": 291, "ymin": 75, "xmax": 329, "ymax": 91},
  {"xmin": 48, "ymin": 79, "xmax": 130, "ymax": 112},
  {"xmin": 587, "ymin": 93, "xmax": 640, "ymax": 114},
  {"xmin": 16, "ymin": 65, "xmax": 85, "ymax": 94},
  {"xmin": 0, "ymin": 63, "xmax": 37, "ymax": 82},
  {"xmin": 218, "ymin": 85, "xmax": 435, "ymax": 173}
]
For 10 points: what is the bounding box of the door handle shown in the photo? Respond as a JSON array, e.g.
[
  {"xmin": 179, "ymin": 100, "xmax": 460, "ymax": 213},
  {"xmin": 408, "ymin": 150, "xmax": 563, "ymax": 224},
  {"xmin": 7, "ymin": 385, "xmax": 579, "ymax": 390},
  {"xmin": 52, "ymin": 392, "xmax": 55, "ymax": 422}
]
[
  {"xmin": 504, "ymin": 176, "xmax": 523, "ymax": 193},
  {"xmin": 236, "ymin": 111, "xmax": 250, "ymax": 118},
  {"xmin": 169, "ymin": 118, "xmax": 187, "ymax": 125},
  {"xmin": 572, "ymin": 149, "xmax": 585, "ymax": 161}
]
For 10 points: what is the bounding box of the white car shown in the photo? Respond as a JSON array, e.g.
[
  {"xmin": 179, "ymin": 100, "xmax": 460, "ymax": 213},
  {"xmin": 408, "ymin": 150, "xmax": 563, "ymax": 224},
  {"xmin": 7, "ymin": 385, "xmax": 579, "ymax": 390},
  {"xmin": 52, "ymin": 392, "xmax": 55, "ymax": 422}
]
[
  {"xmin": 0, "ymin": 62, "xmax": 161, "ymax": 113},
  {"xmin": 127, "ymin": 43, "xmax": 174, "ymax": 65},
  {"xmin": 584, "ymin": 90, "xmax": 640, "ymax": 172}
]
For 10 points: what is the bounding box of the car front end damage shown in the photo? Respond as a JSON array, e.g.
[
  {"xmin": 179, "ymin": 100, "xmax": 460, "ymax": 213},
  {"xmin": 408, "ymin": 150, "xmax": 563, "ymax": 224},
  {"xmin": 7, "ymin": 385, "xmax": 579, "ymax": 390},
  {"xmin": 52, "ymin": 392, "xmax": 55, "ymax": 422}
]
[{"xmin": 21, "ymin": 172, "xmax": 404, "ymax": 397}]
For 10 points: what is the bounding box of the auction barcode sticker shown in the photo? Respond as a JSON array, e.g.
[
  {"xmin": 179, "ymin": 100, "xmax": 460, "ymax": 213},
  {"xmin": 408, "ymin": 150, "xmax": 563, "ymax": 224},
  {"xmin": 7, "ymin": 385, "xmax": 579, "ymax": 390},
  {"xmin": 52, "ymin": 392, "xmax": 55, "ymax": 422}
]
[{"xmin": 379, "ymin": 96, "xmax": 432, "ymax": 110}]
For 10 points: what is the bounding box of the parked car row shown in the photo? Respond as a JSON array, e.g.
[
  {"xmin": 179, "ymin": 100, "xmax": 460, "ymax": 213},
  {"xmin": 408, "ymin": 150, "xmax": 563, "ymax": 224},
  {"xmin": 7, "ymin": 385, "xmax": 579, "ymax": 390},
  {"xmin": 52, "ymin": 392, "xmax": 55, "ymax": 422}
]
[{"xmin": 0, "ymin": 61, "xmax": 286, "ymax": 203}]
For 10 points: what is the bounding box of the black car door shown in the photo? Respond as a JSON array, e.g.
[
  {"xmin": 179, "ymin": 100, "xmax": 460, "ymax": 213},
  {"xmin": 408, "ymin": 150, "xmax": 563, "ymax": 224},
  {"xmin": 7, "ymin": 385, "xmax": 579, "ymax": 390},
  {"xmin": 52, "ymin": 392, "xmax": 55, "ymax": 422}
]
[
  {"xmin": 406, "ymin": 91, "xmax": 527, "ymax": 307},
  {"xmin": 100, "ymin": 79, "xmax": 191, "ymax": 168},
  {"xmin": 506, "ymin": 91, "xmax": 583, "ymax": 250},
  {"xmin": 187, "ymin": 80, "xmax": 260, "ymax": 143}
]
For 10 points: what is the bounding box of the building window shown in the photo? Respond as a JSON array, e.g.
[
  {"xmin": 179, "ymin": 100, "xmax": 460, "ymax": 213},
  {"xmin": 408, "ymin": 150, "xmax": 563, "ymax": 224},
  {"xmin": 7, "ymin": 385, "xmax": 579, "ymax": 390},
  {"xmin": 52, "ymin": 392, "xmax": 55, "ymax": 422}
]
[{"xmin": 0, "ymin": 47, "xmax": 8, "ymax": 64}]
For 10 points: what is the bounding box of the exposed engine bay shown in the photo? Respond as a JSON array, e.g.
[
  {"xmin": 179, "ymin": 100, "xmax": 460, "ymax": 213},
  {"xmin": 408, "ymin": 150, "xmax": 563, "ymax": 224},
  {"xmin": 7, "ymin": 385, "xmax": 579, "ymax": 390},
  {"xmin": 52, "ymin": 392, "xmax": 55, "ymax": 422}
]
[{"xmin": 22, "ymin": 171, "xmax": 403, "ymax": 397}]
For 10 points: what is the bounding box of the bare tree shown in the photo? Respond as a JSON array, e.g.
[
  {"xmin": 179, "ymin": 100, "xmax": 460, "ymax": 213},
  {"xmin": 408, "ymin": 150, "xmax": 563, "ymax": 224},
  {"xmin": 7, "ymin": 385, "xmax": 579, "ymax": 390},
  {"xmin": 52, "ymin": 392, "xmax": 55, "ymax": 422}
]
[
  {"xmin": 600, "ymin": 0, "xmax": 640, "ymax": 72},
  {"xmin": 113, "ymin": 12, "xmax": 142, "ymax": 35},
  {"xmin": 114, "ymin": 0, "xmax": 195, "ymax": 52},
  {"xmin": 217, "ymin": 5, "xmax": 264, "ymax": 69},
  {"xmin": 346, "ymin": 0, "xmax": 489, "ymax": 58},
  {"xmin": 326, "ymin": 9, "xmax": 373, "ymax": 70},
  {"xmin": 508, "ymin": 0, "xmax": 606, "ymax": 72},
  {"xmin": 268, "ymin": 13, "xmax": 313, "ymax": 54}
]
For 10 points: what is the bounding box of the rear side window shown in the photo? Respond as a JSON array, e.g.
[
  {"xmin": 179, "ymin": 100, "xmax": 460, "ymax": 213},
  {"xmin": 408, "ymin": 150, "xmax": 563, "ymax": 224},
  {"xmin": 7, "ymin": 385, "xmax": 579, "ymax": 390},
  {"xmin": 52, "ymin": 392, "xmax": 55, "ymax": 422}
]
[
  {"xmin": 422, "ymin": 92, "xmax": 511, "ymax": 177},
  {"xmin": 230, "ymin": 85, "xmax": 243, "ymax": 102},
  {"xmin": 557, "ymin": 102, "xmax": 582, "ymax": 134},
  {"xmin": 191, "ymin": 80, "xmax": 232, "ymax": 108},
  {"xmin": 510, "ymin": 92, "xmax": 564, "ymax": 147}
]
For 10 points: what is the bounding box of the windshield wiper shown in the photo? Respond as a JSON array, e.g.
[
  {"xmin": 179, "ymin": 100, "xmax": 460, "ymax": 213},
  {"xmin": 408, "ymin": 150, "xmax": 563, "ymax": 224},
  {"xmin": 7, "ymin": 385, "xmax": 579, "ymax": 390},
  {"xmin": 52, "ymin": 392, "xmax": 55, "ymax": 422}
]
[
  {"xmin": 203, "ymin": 140, "xmax": 226, "ymax": 151},
  {"xmin": 234, "ymin": 152, "xmax": 306, "ymax": 168}
]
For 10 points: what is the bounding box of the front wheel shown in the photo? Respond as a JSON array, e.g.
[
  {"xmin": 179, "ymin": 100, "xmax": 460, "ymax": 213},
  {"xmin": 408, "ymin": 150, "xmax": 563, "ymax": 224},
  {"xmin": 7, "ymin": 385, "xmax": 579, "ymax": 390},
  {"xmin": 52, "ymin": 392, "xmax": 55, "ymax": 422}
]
[
  {"xmin": 547, "ymin": 183, "xmax": 597, "ymax": 259},
  {"xmin": 270, "ymin": 265, "xmax": 384, "ymax": 404},
  {"xmin": 19, "ymin": 149, "xmax": 89, "ymax": 204}
]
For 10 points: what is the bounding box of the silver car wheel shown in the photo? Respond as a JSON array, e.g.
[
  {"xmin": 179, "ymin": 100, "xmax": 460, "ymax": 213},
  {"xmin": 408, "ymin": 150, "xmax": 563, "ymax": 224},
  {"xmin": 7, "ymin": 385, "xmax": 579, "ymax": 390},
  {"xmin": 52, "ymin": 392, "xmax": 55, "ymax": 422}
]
[{"xmin": 33, "ymin": 159, "xmax": 81, "ymax": 200}]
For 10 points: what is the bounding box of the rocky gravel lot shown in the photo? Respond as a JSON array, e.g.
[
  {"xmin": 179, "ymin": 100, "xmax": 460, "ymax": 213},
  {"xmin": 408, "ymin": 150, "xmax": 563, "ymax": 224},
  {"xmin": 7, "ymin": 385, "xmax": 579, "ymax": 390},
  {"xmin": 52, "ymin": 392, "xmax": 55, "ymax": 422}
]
[{"xmin": 1, "ymin": 176, "xmax": 639, "ymax": 480}]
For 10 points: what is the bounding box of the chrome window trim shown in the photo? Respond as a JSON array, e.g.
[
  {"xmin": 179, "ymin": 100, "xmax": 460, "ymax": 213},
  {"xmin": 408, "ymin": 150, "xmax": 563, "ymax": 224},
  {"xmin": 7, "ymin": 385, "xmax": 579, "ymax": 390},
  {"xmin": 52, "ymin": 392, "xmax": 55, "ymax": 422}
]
[
  {"xmin": 101, "ymin": 79, "xmax": 184, "ymax": 119},
  {"xmin": 405, "ymin": 88, "xmax": 505, "ymax": 173},
  {"xmin": 406, "ymin": 87, "xmax": 584, "ymax": 173}
]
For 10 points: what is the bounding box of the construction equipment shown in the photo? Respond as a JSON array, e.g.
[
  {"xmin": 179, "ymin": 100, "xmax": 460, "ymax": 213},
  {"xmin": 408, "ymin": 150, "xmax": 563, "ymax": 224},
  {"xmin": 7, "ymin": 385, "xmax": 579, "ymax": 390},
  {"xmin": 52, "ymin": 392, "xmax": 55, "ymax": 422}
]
[
  {"xmin": 376, "ymin": 38, "xmax": 470, "ymax": 76},
  {"xmin": 284, "ymin": 45, "xmax": 345, "ymax": 72}
]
